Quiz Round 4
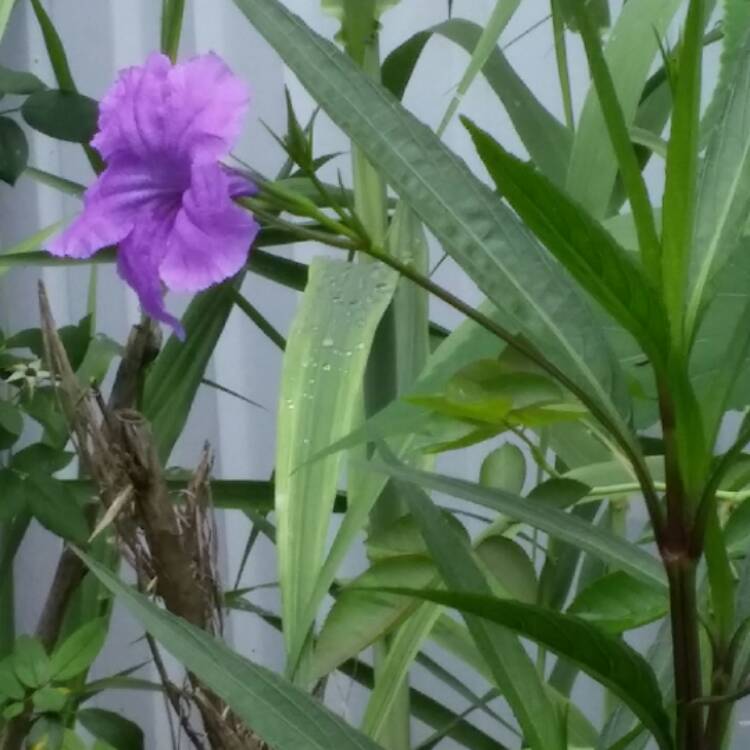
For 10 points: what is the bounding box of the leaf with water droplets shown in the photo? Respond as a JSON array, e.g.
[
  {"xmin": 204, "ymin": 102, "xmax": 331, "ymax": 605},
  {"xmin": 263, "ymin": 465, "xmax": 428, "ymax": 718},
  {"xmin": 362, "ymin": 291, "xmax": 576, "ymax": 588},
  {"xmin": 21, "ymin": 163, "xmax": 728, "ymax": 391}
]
[{"xmin": 275, "ymin": 258, "xmax": 397, "ymax": 678}]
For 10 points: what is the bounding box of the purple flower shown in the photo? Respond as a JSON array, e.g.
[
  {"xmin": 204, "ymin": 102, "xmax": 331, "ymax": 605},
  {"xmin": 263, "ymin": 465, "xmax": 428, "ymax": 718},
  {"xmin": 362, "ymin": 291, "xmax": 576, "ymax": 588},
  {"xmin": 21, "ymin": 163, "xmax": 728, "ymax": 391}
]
[{"xmin": 49, "ymin": 52, "xmax": 259, "ymax": 338}]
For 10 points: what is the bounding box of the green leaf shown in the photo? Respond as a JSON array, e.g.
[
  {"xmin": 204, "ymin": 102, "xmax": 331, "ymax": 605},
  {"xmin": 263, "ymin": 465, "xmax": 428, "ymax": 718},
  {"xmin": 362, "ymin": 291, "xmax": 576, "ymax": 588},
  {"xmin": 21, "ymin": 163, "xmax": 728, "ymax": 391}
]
[
  {"xmin": 434, "ymin": 1, "xmax": 522, "ymax": 136},
  {"xmin": 381, "ymin": 19, "xmax": 571, "ymax": 183},
  {"xmin": 568, "ymin": 571, "xmax": 667, "ymax": 633},
  {"xmin": 32, "ymin": 685, "xmax": 68, "ymax": 713},
  {"xmin": 13, "ymin": 635, "xmax": 50, "ymax": 688},
  {"xmin": 479, "ymin": 443, "xmax": 526, "ymax": 495},
  {"xmin": 0, "ymin": 470, "xmax": 26, "ymax": 523},
  {"xmin": 475, "ymin": 536, "xmax": 537, "ymax": 604},
  {"xmin": 361, "ymin": 601, "xmax": 443, "ymax": 744},
  {"xmin": 2, "ymin": 701, "xmax": 23, "ymax": 719},
  {"xmin": 0, "ymin": 221, "xmax": 65, "ymax": 282},
  {"xmin": 312, "ymin": 555, "xmax": 436, "ymax": 680},
  {"xmin": 563, "ymin": 455, "xmax": 665, "ymax": 495},
  {"xmin": 0, "ymin": 0, "xmax": 16, "ymax": 42},
  {"xmin": 0, "ymin": 116, "xmax": 28, "ymax": 186},
  {"xmin": 27, "ymin": 475, "xmax": 88, "ymax": 544},
  {"xmin": 0, "ymin": 64, "xmax": 44, "ymax": 94},
  {"xmin": 687, "ymin": 0, "xmax": 750, "ymax": 338},
  {"xmin": 463, "ymin": 117, "xmax": 668, "ymax": 361},
  {"xmin": 661, "ymin": 0, "xmax": 708, "ymax": 333},
  {"xmin": 0, "ymin": 401, "xmax": 23, "ymax": 451},
  {"xmin": 12, "ymin": 445, "xmax": 74, "ymax": 475},
  {"xmin": 597, "ymin": 618, "xmax": 674, "ymax": 750},
  {"xmin": 232, "ymin": 0, "xmax": 634, "ymax": 443},
  {"xmin": 76, "ymin": 550, "xmax": 387, "ymax": 750},
  {"xmin": 22, "ymin": 90, "xmax": 98, "ymax": 144},
  {"xmin": 557, "ymin": 0, "xmax": 610, "ymax": 31},
  {"xmin": 77, "ymin": 709, "xmax": 144, "ymax": 750},
  {"xmin": 0, "ymin": 657, "xmax": 24, "ymax": 701},
  {"xmin": 372, "ymin": 453, "xmax": 667, "ymax": 589},
  {"xmin": 142, "ymin": 280, "xmax": 240, "ymax": 463},
  {"xmin": 566, "ymin": 0, "xmax": 682, "ymax": 220},
  {"xmin": 49, "ymin": 619, "xmax": 106, "ymax": 681},
  {"xmin": 321, "ymin": 0, "xmax": 399, "ymax": 20},
  {"xmin": 392, "ymin": 480, "xmax": 564, "ymax": 750},
  {"xmin": 379, "ymin": 587, "xmax": 672, "ymax": 750},
  {"xmin": 275, "ymin": 258, "xmax": 395, "ymax": 677}
]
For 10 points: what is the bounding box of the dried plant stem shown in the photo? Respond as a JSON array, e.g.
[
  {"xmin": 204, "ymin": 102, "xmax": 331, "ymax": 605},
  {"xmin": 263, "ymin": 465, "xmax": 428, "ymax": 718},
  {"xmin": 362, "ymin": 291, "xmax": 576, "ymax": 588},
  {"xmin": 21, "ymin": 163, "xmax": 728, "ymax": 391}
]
[{"xmin": 30, "ymin": 284, "xmax": 268, "ymax": 750}]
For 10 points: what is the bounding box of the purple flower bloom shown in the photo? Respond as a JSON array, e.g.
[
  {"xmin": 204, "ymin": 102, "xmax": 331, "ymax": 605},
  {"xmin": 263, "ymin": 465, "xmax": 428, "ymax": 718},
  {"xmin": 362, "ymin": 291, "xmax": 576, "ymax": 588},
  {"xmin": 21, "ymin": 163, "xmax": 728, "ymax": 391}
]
[{"xmin": 49, "ymin": 52, "xmax": 259, "ymax": 338}]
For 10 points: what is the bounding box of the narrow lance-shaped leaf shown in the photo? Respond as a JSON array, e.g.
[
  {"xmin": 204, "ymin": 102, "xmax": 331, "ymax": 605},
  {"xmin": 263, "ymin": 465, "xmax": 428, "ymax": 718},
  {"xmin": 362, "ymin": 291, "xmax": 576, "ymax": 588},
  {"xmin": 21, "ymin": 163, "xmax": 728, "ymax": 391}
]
[
  {"xmin": 381, "ymin": 18, "xmax": 571, "ymax": 184},
  {"xmin": 142, "ymin": 278, "xmax": 242, "ymax": 463},
  {"xmin": 566, "ymin": 0, "xmax": 682, "ymax": 220},
  {"xmin": 370, "ymin": 452, "xmax": 667, "ymax": 589},
  {"xmin": 391, "ymin": 480, "xmax": 564, "ymax": 750},
  {"xmin": 435, "ymin": 0, "xmax": 522, "ymax": 136},
  {"xmin": 463, "ymin": 117, "xmax": 668, "ymax": 365},
  {"xmin": 686, "ymin": 0, "xmax": 750, "ymax": 340},
  {"xmin": 76, "ymin": 551, "xmax": 386, "ymax": 750},
  {"xmin": 372, "ymin": 587, "xmax": 672, "ymax": 750},
  {"xmin": 233, "ymin": 0, "xmax": 636, "ymax": 432},
  {"xmin": 661, "ymin": 0, "xmax": 708, "ymax": 335}
]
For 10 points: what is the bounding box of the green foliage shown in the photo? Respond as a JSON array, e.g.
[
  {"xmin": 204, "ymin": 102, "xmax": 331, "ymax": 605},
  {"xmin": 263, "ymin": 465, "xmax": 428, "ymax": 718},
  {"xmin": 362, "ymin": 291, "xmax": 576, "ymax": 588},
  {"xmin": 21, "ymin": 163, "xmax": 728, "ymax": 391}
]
[
  {"xmin": 0, "ymin": 117, "xmax": 28, "ymax": 186},
  {"xmin": 77, "ymin": 709, "xmax": 144, "ymax": 750},
  {"xmin": 22, "ymin": 90, "xmax": 98, "ymax": 143}
]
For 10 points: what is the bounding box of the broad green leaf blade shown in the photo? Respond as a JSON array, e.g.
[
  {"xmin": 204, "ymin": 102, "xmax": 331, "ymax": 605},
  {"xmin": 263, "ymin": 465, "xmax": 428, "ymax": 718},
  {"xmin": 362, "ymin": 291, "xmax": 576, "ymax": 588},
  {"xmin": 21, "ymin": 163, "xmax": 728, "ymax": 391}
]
[
  {"xmin": 143, "ymin": 279, "xmax": 241, "ymax": 462},
  {"xmin": 568, "ymin": 571, "xmax": 667, "ymax": 633},
  {"xmin": 77, "ymin": 551, "xmax": 386, "ymax": 750},
  {"xmin": 566, "ymin": 0, "xmax": 682, "ymax": 219},
  {"xmin": 233, "ymin": 0, "xmax": 633, "ymax": 441},
  {"xmin": 381, "ymin": 20, "xmax": 571, "ymax": 183},
  {"xmin": 393, "ymin": 481, "xmax": 564, "ymax": 750},
  {"xmin": 22, "ymin": 90, "xmax": 98, "ymax": 143},
  {"xmin": 276, "ymin": 258, "xmax": 396, "ymax": 675},
  {"xmin": 463, "ymin": 117, "xmax": 668, "ymax": 361},
  {"xmin": 661, "ymin": 0, "xmax": 708, "ymax": 333},
  {"xmin": 376, "ymin": 588, "xmax": 672, "ymax": 750},
  {"xmin": 479, "ymin": 443, "xmax": 526, "ymax": 495},
  {"xmin": 371, "ymin": 455, "xmax": 666, "ymax": 589},
  {"xmin": 687, "ymin": 0, "xmax": 750, "ymax": 338},
  {"xmin": 312, "ymin": 556, "xmax": 436, "ymax": 680}
]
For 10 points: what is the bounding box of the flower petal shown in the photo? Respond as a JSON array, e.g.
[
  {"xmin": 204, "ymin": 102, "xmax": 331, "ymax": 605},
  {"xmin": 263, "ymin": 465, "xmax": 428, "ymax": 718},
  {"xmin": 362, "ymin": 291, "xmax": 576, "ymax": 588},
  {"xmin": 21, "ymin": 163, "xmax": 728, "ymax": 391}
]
[
  {"xmin": 92, "ymin": 52, "xmax": 171, "ymax": 161},
  {"xmin": 117, "ymin": 203, "xmax": 185, "ymax": 338},
  {"xmin": 164, "ymin": 53, "xmax": 250, "ymax": 163},
  {"xmin": 159, "ymin": 162, "xmax": 258, "ymax": 293},
  {"xmin": 48, "ymin": 153, "xmax": 184, "ymax": 259}
]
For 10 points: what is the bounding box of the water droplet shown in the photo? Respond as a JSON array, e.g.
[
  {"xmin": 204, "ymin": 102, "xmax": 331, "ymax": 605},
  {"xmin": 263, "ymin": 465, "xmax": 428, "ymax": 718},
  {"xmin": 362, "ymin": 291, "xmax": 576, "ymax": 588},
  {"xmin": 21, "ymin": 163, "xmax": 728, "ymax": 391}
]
[
  {"xmin": 322, "ymin": 363, "xmax": 332, "ymax": 371},
  {"xmin": 322, "ymin": 337, "xmax": 334, "ymax": 347}
]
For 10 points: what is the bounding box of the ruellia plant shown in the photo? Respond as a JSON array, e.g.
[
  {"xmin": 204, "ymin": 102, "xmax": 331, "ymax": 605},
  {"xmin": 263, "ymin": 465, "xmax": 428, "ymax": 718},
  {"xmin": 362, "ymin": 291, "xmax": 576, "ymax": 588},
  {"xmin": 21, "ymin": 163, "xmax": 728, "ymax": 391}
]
[{"xmin": 2, "ymin": 0, "xmax": 750, "ymax": 749}]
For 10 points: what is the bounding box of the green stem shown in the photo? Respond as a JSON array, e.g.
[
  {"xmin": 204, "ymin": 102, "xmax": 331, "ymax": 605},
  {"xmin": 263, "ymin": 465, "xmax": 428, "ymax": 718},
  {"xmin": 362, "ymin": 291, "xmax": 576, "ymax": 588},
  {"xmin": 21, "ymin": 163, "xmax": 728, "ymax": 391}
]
[
  {"xmin": 550, "ymin": 0, "xmax": 574, "ymax": 131},
  {"xmin": 659, "ymin": 386, "xmax": 704, "ymax": 750},
  {"xmin": 667, "ymin": 559, "xmax": 705, "ymax": 750},
  {"xmin": 161, "ymin": 0, "xmax": 187, "ymax": 62}
]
